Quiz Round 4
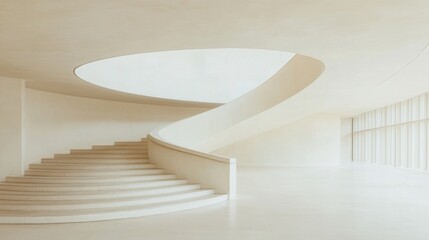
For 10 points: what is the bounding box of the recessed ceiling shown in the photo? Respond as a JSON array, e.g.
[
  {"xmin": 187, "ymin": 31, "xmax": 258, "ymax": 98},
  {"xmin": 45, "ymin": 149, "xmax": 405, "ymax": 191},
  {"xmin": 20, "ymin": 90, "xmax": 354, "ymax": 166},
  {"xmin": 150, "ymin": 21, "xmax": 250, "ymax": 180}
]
[{"xmin": 75, "ymin": 49, "xmax": 295, "ymax": 103}]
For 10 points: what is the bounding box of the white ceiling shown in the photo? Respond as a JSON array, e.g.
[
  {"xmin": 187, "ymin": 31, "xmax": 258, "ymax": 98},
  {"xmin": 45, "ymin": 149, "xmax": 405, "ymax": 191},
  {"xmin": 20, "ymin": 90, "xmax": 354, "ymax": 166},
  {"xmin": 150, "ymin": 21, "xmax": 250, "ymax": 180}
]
[{"xmin": 1, "ymin": 0, "xmax": 429, "ymax": 115}]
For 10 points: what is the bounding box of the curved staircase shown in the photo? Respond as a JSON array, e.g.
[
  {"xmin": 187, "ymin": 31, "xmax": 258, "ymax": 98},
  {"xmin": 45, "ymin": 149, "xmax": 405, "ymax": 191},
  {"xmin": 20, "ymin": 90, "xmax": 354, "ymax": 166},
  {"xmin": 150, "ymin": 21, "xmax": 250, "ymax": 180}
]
[{"xmin": 0, "ymin": 138, "xmax": 227, "ymax": 224}]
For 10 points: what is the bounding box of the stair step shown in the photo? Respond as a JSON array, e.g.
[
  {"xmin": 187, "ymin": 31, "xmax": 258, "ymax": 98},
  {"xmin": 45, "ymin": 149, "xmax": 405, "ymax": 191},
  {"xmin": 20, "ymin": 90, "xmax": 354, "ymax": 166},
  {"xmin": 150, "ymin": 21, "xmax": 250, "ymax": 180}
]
[
  {"xmin": 29, "ymin": 163, "xmax": 154, "ymax": 170},
  {"xmin": 42, "ymin": 158, "xmax": 148, "ymax": 164},
  {"xmin": 0, "ymin": 189, "xmax": 214, "ymax": 211},
  {"xmin": 92, "ymin": 145, "xmax": 148, "ymax": 150},
  {"xmin": 0, "ymin": 194, "xmax": 227, "ymax": 224},
  {"xmin": 54, "ymin": 153, "xmax": 147, "ymax": 159},
  {"xmin": 70, "ymin": 149, "xmax": 147, "ymax": 154},
  {"xmin": 0, "ymin": 179, "xmax": 187, "ymax": 192},
  {"xmin": 5, "ymin": 174, "xmax": 176, "ymax": 184},
  {"xmin": 114, "ymin": 141, "xmax": 147, "ymax": 146},
  {"xmin": 0, "ymin": 137, "xmax": 228, "ymax": 224},
  {"xmin": 25, "ymin": 168, "xmax": 165, "ymax": 177},
  {"xmin": 0, "ymin": 184, "xmax": 201, "ymax": 201}
]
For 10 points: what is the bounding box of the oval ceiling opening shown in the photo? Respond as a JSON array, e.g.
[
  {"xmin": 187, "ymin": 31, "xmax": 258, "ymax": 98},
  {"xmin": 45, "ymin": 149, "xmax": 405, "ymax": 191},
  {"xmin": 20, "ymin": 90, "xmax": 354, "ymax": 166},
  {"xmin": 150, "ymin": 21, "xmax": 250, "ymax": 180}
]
[{"xmin": 75, "ymin": 48, "xmax": 295, "ymax": 103}]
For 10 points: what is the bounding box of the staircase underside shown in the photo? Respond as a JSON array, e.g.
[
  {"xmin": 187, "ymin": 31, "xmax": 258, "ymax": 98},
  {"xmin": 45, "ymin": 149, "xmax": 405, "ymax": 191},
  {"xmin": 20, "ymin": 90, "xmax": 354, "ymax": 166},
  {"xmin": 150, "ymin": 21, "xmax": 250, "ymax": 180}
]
[{"xmin": 0, "ymin": 139, "xmax": 227, "ymax": 224}]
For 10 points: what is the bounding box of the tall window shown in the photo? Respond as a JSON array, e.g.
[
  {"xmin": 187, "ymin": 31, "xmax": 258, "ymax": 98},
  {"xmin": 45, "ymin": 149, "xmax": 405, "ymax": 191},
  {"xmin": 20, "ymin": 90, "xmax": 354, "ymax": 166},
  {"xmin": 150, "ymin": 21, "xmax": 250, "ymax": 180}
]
[{"xmin": 353, "ymin": 93, "xmax": 429, "ymax": 170}]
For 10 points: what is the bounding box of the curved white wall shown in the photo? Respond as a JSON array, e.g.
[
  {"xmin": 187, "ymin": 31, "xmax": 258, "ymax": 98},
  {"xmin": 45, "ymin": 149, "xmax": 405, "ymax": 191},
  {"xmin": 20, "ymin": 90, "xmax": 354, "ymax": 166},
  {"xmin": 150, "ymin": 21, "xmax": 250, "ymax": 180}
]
[
  {"xmin": 213, "ymin": 114, "xmax": 341, "ymax": 166},
  {"xmin": 157, "ymin": 54, "xmax": 324, "ymax": 150},
  {"xmin": 24, "ymin": 89, "xmax": 208, "ymax": 167}
]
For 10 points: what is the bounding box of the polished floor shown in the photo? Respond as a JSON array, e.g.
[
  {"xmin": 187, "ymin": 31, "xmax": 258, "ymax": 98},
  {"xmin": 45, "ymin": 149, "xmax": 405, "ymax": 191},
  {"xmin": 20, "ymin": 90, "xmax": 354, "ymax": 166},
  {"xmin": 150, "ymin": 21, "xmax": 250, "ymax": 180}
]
[{"xmin": 1, "ymin": 163, "xmax": 429, "ymax": 240}]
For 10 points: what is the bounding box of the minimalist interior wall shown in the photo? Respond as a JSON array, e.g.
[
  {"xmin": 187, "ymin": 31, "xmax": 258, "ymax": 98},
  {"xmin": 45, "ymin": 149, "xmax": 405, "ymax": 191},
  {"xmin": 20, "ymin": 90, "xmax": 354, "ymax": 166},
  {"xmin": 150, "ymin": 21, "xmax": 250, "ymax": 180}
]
[
  {"xmin": 353, "ymin": 92, "xmax": 429, "ymax": 170},
  {"xmin": 0, "ymin": 77, "xmax": 25, "ymax": 180},
  {"xmin": 341, "ymin": 118, "xmax": 353, "ymax": 163},
  {"xmin": 213, "ymin": 114, "xmax": 340, "ymax": 166},
  {"xmin": 24, "ymin": 89, "xmax": 208, "ymax": 166}
]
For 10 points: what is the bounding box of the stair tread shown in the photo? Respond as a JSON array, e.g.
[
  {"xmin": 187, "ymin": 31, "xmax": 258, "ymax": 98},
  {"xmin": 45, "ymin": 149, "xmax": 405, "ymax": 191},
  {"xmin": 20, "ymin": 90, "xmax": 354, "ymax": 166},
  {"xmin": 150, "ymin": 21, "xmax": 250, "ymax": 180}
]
[
  {"xmin": 75, "ymin": 147, "xmax": 147, "ymax": 150},
  {"xmin": 0, "ymin": 185, "xmax": 202, "ymax": 202},
  {"xmin": 35, "ymin": 163, "xmax": 150, "ymax": 166},
  {"xmin": 43, "ymin": 157, "xmax": 148, "ymax": 160},
  {"xmin": 0, "ymin": 178, "xmax": 185, "ymax": 188},
  {"xmin": 24, "ymin": 169, "xmax": 166, "ymax": 177},
  {"xmin": 30, "ymin": 163, "xmax": 155, "ymax": 170},
  {"xmin": 0, "ymin": 181, "xmax": 189, "ymax": 193},
  {"xmin": 114, "ymin": 143, "xmax": 147, "ymax": 146},
  {"xmin": 26, "ymin": 168, "xmax": 160, "ymax": 173},
  {"xmin": 0, "ymin": 194, "xmax": 225, "ymax": 217},
  {"xmin": 5, "ymin": 174, "xmax": 175, "ymax": 182},
  {"xmin": 42, "ymin": 159, "xmax": 149, "ymax": 164},
  {"xmin": 0, "ymin": 189, "xmax": 213, "ymax": 206},
  {"xmin": 115, "ymin": 141, "xmax": 147, "ymax": 144},
  {"xmin": 70, "ymin": 150, "xmax": 148, "ymax": 153},
  {"xmin": 56, "ymin": 154, "xmax": 147, "ymax": 157},
  {"xmin": 92, "ymin": 145, "xmax": 148, "ymax": 148},
  {"xmin": 0, "ymin": 138, "xmax": 228, "ymax": 224},
  {"xmin": 0, "ymin": 184, "xmax": 199, "ymax": 196}
]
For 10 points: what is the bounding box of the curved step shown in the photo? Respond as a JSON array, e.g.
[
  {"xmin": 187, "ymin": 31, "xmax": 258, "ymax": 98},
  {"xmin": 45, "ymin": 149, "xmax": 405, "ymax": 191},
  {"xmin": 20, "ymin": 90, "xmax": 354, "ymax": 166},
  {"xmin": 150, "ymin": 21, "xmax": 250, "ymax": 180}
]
[
  {"xmin": 70, "ymin": 148, "xmax": 147, "ymax": 154},
  {"xmin": 0, "ymin": 194, "xmax": 227, "ymax": 224},
  {"xmin": 5, "ymin": 174, "xmax": 176, "ymax": 184},
  {"xmin": 0, "ymin": 189, "xmax": 215, "ymax": 211},
  {"xmin": 29, "ymin": 163, "xmax": 155, "ymax": 170},
  {"xmin": 70, "ymin": 149, "xmax": 147, "ymax": 154},
  {"xmin": 92, "ymin": 145, "xmax": 148, "ymax": 150},
  {"xmin": 0, "ymin": 184, "xmax": 202, "ymax": 200},
  {"xmin": 54, "ymin": 153, "xmax": 147, "ymax": 159},
  {"xmin": 0, "ymin": 179, "xmax": 187, "ymax": 192},
  {"xmin": 114, "ymin": 141, "xmax": 147, "ymax": 146},
  {"xmin": 0, "ymin": 138, "xmax": 228, "ymax": 224},
  {"xmin": 42, "ymin": 158, "xmax": 148, "ymax": 164},
  {"xmin": 25, "ymin": 168, "xmax": 165, "ymax": 177}
]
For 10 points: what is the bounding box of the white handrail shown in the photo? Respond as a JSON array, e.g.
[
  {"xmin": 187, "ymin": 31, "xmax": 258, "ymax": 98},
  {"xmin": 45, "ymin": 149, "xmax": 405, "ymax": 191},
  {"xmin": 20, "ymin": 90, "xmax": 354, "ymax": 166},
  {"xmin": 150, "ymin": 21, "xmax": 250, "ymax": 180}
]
[{"xmin": 147, "ymin": 133, "xmax": 235, "ymax": 164}]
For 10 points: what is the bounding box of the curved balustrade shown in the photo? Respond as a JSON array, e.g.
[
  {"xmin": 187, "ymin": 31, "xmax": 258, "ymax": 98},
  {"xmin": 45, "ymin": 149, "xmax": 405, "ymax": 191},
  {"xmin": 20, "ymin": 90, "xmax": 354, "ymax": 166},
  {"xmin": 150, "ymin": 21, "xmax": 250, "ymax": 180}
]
[{"xmin": 148, "ymin": 54, "xmax": 325, "ymax": 199}]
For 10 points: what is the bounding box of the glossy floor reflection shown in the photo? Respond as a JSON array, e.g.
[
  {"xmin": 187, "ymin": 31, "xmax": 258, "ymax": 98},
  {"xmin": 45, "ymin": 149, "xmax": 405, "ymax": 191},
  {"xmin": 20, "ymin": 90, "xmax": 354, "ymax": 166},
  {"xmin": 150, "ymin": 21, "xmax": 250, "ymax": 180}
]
[{"xmin": 1, "ymin": 163, "xmax": 429, "ymax": 240}]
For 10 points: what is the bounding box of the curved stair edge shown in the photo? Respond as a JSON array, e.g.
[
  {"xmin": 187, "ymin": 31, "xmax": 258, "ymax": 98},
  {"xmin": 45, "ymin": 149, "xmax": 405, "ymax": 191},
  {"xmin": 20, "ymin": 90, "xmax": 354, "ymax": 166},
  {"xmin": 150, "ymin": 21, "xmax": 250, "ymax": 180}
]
[{"xmin": 0, "ymin": 139, "xmax": 228, "ymax": 224}]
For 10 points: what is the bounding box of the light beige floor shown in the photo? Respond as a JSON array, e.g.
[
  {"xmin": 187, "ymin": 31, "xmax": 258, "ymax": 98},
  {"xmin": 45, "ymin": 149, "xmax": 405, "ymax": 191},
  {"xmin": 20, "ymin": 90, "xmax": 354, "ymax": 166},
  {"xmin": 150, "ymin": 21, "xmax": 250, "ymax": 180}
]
[{"xmin": 1, "ymin": 163, "xmax": 429, "ymax": 240}]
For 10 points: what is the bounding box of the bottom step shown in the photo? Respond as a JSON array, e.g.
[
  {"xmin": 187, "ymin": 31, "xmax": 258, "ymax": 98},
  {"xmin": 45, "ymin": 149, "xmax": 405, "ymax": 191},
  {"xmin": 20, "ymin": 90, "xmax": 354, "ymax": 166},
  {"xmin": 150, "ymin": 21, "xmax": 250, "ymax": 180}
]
[{"xmin": 0, "ymin": 194, "xmax": 227, "ymax": 224}]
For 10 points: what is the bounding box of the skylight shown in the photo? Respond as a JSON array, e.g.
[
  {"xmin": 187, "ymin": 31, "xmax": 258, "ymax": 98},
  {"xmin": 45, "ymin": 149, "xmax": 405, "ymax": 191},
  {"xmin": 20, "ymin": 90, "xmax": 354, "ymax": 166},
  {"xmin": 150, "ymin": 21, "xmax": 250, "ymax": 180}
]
[{"xmin": 75, "ymin": 49, "xmax": 295, "ymax": 103}]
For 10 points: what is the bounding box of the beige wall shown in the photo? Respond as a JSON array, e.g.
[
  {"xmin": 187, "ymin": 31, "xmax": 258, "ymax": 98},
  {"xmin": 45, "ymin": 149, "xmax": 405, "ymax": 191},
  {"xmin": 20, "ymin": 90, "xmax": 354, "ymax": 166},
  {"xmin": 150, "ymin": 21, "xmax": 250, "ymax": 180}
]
[
  {"xmin": 213, "ymin": 114, "xmax": 340, "ymax": 166},
  {"xmin": 24, "ymin": 89, "xmax": 208, "ymax": 166},
  {"xmin": 0, "ymin": 77, "xmax": 25, "ymax": 178}
]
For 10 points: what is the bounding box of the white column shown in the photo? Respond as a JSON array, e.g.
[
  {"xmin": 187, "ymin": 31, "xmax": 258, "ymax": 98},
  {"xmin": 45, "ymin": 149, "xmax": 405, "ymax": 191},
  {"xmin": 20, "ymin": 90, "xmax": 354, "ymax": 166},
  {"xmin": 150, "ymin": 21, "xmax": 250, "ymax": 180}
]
[{"xmin": 0, "ymin": 77, "xmax": 25, "ymax": 180}]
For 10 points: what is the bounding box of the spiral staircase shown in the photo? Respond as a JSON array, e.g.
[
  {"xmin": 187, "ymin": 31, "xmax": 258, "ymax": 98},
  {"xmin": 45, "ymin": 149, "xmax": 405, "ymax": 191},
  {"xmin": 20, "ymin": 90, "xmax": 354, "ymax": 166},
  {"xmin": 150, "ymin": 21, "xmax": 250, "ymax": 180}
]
[
  {"xmin": 0, "ymin": 138, "xmax": 227, "ymax": 224},
  {"xmin": 0, "ymin": 54, "xmax": 323, "ymax": 224}
]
